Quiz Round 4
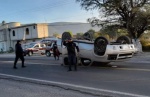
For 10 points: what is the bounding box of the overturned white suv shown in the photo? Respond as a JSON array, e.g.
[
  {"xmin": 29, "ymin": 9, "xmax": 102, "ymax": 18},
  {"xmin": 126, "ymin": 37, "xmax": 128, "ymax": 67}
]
[{"xmin": 61, "ymin": 32, "xmax": 136, "ymax": 66}]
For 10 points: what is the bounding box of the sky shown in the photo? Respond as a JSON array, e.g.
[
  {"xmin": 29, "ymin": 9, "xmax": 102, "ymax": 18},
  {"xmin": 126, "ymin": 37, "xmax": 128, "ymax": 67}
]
[{"xmin": 0, "ymin": 0, "xmax": 99, "ymax": 24}]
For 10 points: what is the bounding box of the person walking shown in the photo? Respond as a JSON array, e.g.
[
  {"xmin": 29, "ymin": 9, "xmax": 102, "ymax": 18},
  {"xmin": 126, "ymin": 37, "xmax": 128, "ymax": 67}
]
[
  {"xmin": 52, "ymin": 41, "xmax": 60, "ymax": 60},
  {"xmin": 13, "ymin": 40, "xmax": 26, "ymax": 69},
  {"xmin": 63, "ymin": 38, "xmax": 79, "ymax": 71}
]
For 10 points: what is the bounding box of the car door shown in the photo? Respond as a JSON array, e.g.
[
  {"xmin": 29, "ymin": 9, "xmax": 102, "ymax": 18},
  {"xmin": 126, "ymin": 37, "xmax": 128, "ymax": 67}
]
[
  {"xmin": 33, "ymin": 44, "xmax": 40, "ymax": 54},
  {"xmin": 39, "ymin": 44, "xmax": 46, "ymax": 54}
]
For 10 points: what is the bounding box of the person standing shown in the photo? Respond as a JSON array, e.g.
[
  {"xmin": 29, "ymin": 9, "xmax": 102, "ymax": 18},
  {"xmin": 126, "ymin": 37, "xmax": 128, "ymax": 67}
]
[
  {"xmin": 63, "ymin": 38, "xmax": 79, "ymax": 71},
  {"xmin": 13, "ymin": 40, "xmax": 26, "ymax": 69},
  {"xmin": 52, "ymin": 41, "xmax": 60, "ymax": 60}
]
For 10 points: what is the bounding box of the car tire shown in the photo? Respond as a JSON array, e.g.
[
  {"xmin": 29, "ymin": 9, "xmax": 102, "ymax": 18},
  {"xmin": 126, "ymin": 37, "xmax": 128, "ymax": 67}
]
[
  {"xmin": 116, "ymin": 36, "xmax": 131, "ymax": 44},
  {"xmin": 94, "ymin": 36, "xmax": 108, "ymax": 56},
  {"xmin": 63, "ymin": 57, "xmax": 69, "ymax": 66},
  {"xmin": 63, "ymin": 57, "xmax": 79, "ymax": 66},
  {"xmin": 83, "ymin": 32, "xmax": 93, "ymax": 41},
  {"xmin": 80, "ymin": 58, "xmax": 93, "ymax": 66},
  {"xmin": 46, "ymin": 51, "xmax": 51, "ymax": 57},
  {"xmin": 62, "ymin": 32, "xmax": 72, "ymax": 45},
  {"xmin": 28, "ymin": 51, "xmax": 33, "ymax": 56}
]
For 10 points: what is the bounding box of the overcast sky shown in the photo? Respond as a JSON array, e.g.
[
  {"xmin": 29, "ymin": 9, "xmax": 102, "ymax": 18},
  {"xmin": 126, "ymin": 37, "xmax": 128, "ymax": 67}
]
[{"xmin": 0, "ymin": 0, "xmax": 99, "ymax": 24}]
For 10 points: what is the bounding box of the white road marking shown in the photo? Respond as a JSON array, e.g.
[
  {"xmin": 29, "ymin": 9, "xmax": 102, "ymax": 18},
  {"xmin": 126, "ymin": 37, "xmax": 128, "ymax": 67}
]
[{"xmin": 0, "ymin": 73, "xmax": 148, "ymax": 97}]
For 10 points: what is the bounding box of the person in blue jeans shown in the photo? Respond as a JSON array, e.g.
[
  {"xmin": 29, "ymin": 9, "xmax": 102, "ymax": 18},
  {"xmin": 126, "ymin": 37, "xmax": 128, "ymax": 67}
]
[{"xmin": 63, "ymin": 38, "xmax": 79, "ymax": 71}]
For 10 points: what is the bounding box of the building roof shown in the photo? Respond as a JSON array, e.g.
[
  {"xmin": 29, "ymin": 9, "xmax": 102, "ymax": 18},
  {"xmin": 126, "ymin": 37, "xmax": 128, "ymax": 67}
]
[{"xmin": 10, "ymin": 23, "xmax": 47, "ymax": 29}]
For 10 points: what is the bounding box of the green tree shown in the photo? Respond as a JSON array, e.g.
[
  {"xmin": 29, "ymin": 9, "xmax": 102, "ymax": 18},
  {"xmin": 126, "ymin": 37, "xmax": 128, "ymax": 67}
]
[
  {"xmin": 2, "ymin": 20, "xmax": 6, "ymax": 25},
  {"xmin": 76, "ymin": 0, "xmax": 150, "ymax": 39}
]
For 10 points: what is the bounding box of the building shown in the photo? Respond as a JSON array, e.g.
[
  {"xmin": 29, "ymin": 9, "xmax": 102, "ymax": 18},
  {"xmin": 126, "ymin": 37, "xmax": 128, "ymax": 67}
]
[
  {"xmin": 10, "ymin": 23, "xmax": 48, "ymax": 48},
  {"xmin": 0, "ymin": 22, "xmax": 48, "ymax": 51},
  {"xmin": 0, "ymin": 22, "xmax": 21, "ymax": 52}
]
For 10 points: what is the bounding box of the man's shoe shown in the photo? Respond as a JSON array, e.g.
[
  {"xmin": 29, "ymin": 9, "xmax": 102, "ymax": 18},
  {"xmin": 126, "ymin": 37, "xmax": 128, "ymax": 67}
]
[
  {"xmin": 22, "ymin": 66, "xmax": 26, "ymax": 68},
  {"xmin": 13, "ymin": 67, "xmax": 17, "ymax": 69}
]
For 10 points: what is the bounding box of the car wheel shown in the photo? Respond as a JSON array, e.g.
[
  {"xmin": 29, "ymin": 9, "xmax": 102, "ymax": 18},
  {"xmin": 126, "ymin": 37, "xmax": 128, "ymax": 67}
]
[
  {"xmin": 116, "ymin": 36, "xmax": 131, "ymax": 44},
  {"xmin": 83, "ymin": 32, "xmax": 93, "ymax": 41},
  {"xmin": 63, "ymin": 57, "xmax": 79, "ymax": 66},
  {"xmin": 94, "ymin": 36, "xmax": 108, "ymax": 56},
  {"xmin": 63, "ymin": 57, "xmax": 69, "ymax": 66},
  {"xmin": 46, "ymin": 51, "xmax": 51, "ymax": 57},
  {"xmin": 80, "ymin": 58, "xmax": 93, "ymax": 66},
  {"xmin": 28, "ymin": 51, "xmax": 33, "ymax": 56}
]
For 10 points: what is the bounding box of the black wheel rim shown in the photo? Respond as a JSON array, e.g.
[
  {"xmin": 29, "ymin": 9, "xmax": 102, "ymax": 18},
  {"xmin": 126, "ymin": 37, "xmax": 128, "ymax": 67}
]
[{"xmin": 94, "ymin": 37, "xmax": 108, "ymax": 56}]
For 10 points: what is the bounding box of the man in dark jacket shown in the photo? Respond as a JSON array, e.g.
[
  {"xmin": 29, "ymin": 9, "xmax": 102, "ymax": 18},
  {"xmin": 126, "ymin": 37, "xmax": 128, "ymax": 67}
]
[
  {"xmin": 63, "ymin": 38, "xmax": 79, "ymax": 71},
  {"xmin": 13, "ymin": 40, "xmax": 26, "ymax": 69},
  {"xmin": 52, "ymin": 41, "xmax": 60, "ymax": 60}
]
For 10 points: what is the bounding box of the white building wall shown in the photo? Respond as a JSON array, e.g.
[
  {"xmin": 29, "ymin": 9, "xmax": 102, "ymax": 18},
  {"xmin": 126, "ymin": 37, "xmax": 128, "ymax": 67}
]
[
  {"xmin": 37, "ymin": 24, "xmax": 48, "ymax": 38},
  {"xmin": 0, "ymin": 42, "xmax": 6, "ymax": 52},
  {"xmin": 0, "ymin": 22, "xmax": 21, "ymax": 51},
  {"xmin": 10, "ymin": 24, "xmax": 49, "ymax": 50}
]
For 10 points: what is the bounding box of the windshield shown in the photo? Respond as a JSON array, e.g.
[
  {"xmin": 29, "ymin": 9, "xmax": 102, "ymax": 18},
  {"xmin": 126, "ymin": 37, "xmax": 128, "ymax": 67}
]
[{"xmin": 27, "ymin": 43, "xmax": 36, "ymax": 48}]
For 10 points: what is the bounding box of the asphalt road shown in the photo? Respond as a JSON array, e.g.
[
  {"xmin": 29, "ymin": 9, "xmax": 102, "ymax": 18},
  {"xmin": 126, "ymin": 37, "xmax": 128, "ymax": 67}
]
[
  {"xmin": 0, "ymin": 79, "xmax": 99, "ymax": 97},
  {"xmin": 0, "ymin": 53, "xmax": 150, "ymax": 97}
]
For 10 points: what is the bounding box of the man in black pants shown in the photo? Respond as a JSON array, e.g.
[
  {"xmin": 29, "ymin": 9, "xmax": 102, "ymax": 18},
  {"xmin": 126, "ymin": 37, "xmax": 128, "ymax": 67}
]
[
  {"xmin": 63, "ymin": 38, "xmax": 79, "ymax": 71},
  {"xmin": 52, "ymin": 41, "xmax": 60, "ymax": 60},
  {"xmin": 13, "ymin": 40, "xmax": 26, "ymax": 69}
]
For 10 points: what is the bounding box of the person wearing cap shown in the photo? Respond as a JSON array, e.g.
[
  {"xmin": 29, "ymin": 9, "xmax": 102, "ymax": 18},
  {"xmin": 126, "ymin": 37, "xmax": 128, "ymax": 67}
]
[
  {"xmin": 63, "ymin": 38, "xmax": 79, "ymax": 71},
  {"xmin": 13, "ymin": 40, "xmax": 26, "ymax": 69}
]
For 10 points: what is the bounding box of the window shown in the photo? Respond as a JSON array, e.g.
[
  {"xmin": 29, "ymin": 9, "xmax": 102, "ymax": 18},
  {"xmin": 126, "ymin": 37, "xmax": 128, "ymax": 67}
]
[
  {"xmin": 26, "ymin": 28, "xmax": 29, "ymax": 35},
  {"xmin": 33, "ymin": 26, "xmax": 35, "ymax": 29},
  {"xmin": 34, "ymin": 45, "xmax": 39, "ymax": 48},
  {"xmin": 12, "ymin": 30, "xmax": 15, "ymax": 36}
]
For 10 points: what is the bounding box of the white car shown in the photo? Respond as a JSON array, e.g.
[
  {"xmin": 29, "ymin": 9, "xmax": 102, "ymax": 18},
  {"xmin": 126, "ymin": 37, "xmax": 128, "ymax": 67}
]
[
  {"xmin": 23, "ymin": 42, "xmax": 46, "ymax": 56},
  {"xmin": 61, "ymin": 32, "xmax": 136, "ymax": 66}
]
